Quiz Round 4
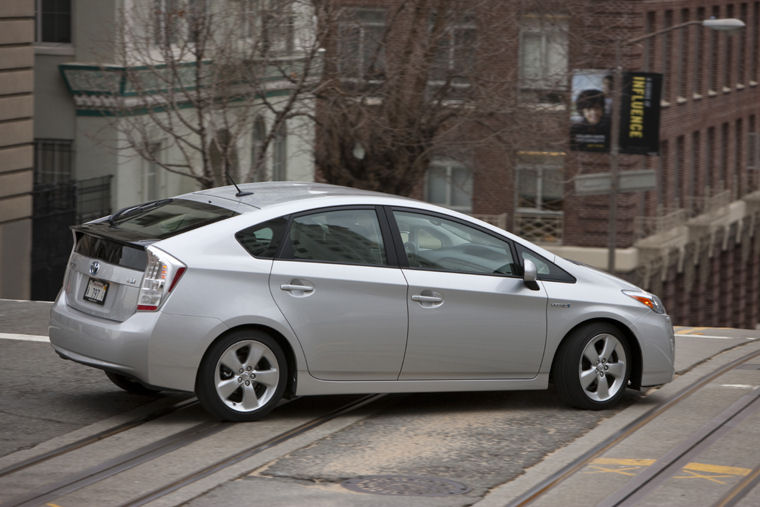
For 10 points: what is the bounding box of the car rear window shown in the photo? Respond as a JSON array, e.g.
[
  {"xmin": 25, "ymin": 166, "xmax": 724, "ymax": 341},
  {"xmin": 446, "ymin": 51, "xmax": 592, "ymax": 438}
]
[
  {"xmin": 76, "ymin": 199, "xmax": 239, "ymax": 244},
  {"xmin": 110, "ymin": 199, "xmax": 238, "ymax": 239}
]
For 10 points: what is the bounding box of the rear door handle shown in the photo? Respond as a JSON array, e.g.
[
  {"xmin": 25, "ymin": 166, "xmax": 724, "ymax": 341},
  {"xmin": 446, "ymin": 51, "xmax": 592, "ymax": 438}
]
[{"xmin": 281, "ymin": 283, "xmax": 314, "ymax": 293}]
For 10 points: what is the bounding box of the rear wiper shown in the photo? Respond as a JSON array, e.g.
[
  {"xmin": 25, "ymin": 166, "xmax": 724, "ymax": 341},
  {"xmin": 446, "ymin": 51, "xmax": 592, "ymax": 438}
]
[{"xmin": 108, "ymin": 199, "xmax": 173, "ymax": 227}]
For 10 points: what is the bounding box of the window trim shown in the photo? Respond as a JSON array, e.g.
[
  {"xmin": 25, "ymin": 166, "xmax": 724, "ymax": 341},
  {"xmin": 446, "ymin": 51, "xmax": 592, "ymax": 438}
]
[{"xmin": 386, "ymin": 206, "xmax": 521, "ymax": 278}]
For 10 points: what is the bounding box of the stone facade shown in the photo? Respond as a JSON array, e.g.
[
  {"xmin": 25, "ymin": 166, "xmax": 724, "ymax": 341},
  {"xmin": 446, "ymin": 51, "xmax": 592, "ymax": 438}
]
[{"xmin": 0, "ymin": 0, "xmax": 34, "ymax": 299}]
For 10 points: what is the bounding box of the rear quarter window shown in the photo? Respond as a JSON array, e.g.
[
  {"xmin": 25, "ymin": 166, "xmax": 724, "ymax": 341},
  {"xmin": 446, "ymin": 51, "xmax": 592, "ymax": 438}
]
[{"xmin": 235, "ymin": 217, "xmax": 288, "ymax": 258}]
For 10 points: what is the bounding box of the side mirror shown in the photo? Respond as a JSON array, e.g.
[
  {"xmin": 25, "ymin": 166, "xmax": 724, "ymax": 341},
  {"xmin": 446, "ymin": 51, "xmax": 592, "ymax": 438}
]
[{"xmin": 523, "ymin": 259, "xmax": 540, "ymax": 291}]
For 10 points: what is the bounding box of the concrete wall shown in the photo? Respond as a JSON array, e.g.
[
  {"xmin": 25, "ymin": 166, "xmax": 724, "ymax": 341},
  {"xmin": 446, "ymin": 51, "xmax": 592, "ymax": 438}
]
[{"xmin": 0, "ymin": 0, "xmax": 34, "ymax": 299}]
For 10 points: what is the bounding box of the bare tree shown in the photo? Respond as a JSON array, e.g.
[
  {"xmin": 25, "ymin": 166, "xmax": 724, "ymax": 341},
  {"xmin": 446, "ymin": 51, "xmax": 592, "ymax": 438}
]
[
  {"xmin": 313, "ymin": 0, "xmax": 606, "ymax": 197},
  {"xmin": 88, "ymin": 0, "xmax": 327, "ymax": 189}
]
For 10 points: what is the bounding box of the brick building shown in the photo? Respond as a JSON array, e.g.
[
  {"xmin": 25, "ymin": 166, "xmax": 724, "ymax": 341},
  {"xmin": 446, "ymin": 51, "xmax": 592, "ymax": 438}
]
[{"xmin": 321, "ymin": 0, "xmax": 760, "ymax": 328}]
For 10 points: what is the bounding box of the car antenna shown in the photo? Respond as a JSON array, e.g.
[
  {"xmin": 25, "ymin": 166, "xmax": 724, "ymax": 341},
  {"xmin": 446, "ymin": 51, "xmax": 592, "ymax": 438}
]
[{"xmin": 226, "ymin": 170, "xmax": 253, "ymax": 197}]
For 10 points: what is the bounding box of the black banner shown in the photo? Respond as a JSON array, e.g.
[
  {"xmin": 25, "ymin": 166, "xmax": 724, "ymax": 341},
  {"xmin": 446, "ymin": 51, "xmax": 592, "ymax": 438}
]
[{"xmin": 618, "ymin": 72, "xmax": 662, "ymax": 155}]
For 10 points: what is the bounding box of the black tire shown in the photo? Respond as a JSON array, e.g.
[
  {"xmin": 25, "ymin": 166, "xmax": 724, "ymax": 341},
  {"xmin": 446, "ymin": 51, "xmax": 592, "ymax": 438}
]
[
  {"xmin": 105, "ymin": 371, "xmax": 162, "ymax": 396},
  {"xmin": 196, "ymin": 329, "xmax": 287, "ymax": 422},
  {"xmin": 553, "ymin": 323, "xmax": 631, "ymax": 410}
]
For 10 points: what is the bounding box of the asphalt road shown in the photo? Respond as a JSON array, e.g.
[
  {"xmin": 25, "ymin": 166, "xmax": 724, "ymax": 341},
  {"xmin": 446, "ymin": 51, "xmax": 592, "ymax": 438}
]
[{"xmin": 1, "ymin": 298, "xmax": 758, "ymax": 506}]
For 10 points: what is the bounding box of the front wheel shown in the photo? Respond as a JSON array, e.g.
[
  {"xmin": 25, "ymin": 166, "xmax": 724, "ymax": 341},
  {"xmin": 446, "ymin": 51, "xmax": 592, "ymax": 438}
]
[
  {"xmin": 196, "ymin": 330, "xmax": 287, "ymax": 422},
  {"xmin": 553, "ymin": 323, "xmax": 631, "ymax": 410}
]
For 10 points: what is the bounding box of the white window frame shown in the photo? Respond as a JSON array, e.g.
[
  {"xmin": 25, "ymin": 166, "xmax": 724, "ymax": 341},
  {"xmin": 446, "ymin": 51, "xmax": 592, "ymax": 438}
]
[
  {"xmin": 425, "ymin": 159, "xmax": 473, "ymax": 213},
  {"xmin": 429, "ymin": 14, "xmax": 477, "ymax": 86},
  {"xmin": 337, "ymin": 8, "xmax": 386, "ymax": 82},
  {"xmin": 518, "ymin": 15, "xmax": 569, "ymax": 91}
]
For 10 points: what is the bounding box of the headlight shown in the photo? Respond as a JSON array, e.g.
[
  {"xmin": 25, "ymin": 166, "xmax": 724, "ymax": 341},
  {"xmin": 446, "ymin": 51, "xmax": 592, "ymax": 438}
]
[{"xmin": 622, "ymin": 290, "xmax": 666, "ymax": 314}]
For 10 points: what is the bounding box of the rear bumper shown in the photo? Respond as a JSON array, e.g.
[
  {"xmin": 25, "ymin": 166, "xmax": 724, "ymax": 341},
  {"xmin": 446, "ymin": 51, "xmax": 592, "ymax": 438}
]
[
  {"xmin": 49, "ymin": 291, "xmax": 226, "ymax": 392},
  {"xmin": 49, "ymin": 291, "xmax": 157, "ymax": 382}
]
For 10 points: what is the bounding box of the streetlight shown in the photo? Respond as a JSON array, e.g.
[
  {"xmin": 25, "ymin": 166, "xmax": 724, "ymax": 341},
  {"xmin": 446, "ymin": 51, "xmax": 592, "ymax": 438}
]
[{"xmin": 606, "ymin": 18, "xmax": 745, "ymax": 273}]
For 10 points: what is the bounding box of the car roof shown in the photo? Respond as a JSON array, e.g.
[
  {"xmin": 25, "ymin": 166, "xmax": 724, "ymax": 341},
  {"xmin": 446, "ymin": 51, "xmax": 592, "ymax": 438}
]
[{"xmin": 182, "ymin": 182, "xmax": 410, "ymax": 211}]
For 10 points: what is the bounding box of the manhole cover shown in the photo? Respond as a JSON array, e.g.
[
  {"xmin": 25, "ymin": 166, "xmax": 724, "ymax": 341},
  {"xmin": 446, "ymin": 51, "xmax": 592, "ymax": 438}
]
[{"xmin": 341, "ymin": 475, "xmax": 470, "ymax": 497}]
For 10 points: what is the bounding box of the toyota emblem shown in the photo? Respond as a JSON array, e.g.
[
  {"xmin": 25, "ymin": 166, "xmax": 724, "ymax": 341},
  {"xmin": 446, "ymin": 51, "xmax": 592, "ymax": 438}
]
[{"xmin": 89, "ymin": 261, "xmax": 100, "ymax": 275}]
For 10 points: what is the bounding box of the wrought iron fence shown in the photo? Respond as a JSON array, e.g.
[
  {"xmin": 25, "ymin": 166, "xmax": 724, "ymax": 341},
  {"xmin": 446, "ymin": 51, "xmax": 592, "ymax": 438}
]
[{"xmin": 513, "ymin": 211, "xmax": 563, "ymax": 244}]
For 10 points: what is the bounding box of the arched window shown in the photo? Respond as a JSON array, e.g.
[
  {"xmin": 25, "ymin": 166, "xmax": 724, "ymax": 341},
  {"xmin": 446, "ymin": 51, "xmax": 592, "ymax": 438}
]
[
  {"xmin": 272, "ymin": 121, "xmax": 287, "ymax": 181},
  {"xmin": 209, "ymin": 129, "xmax": 239, "ymax": 185}
]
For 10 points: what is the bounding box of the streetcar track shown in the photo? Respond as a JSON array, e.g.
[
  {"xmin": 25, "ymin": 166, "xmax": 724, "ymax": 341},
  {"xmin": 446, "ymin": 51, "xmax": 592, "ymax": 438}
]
[
  {"xmin": 603, "ymin": 389, "xmax": 760, "ymax": 506},
  {"xmin": 123, "ymin": 393, "xmax": 386, "ymax": 506},
  {"xmin": 508, "ymin": 346, "xmax": 760, "ymax": 506},
  {"xmin": 3, "ymin": 421, "xmax": 226, "ymax": 507},
  {"xmin": 0, "ymin": 393, "xmax": 387, "ymax": 507},
  {"xmin": 0, "ymin": 397, "xmax": 198, "ymax": 479}
]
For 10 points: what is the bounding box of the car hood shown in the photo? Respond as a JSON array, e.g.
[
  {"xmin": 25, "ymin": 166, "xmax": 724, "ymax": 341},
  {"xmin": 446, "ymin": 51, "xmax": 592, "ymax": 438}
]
[{"xmin": 566, "ymin": 260, "xmax": 643, "ymax": 292}]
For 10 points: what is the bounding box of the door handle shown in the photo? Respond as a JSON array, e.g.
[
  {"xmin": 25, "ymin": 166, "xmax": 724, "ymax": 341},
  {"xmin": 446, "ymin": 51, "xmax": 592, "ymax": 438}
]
[
  {"xmin": 411, "ymin": 294, "xmax": 443, "ymax": 304},
  {"xmin": 280, "ymin": 283, "xmax": 314, "ymax": 293}
]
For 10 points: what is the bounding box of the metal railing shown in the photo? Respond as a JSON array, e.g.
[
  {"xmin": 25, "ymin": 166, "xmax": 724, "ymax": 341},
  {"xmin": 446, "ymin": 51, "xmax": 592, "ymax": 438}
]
[
  {"xmin": 633, "ymin": 208, "xmax": 689, "ymax": 240},
  {"xmin": 472, "ymin": 213, "xmax": 508, "ymax": 230},
  {"xmin": 513, "ymin": 211, "xmax": 563, "ymax": 244}
]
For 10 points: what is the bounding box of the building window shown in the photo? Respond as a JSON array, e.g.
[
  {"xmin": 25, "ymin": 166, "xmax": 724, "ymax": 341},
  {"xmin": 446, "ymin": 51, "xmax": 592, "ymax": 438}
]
[
  {"xmin": 518, "ymin": 15, "xmax": 568, "ymax": 94},
  {"xmin": 143, "ymin": 142, "xmax": 163, "ymax": 202},
  {"xmin": 661, "ymin": 10, "xmax": 673, "ymax": 103},
  {"xmin": 693, "ymin": 7, "xmax": 705, "ymax": 96},
  {"xmin": 430, "ymin": 13, "xmax": 477, "ymax": 85},
  {"xmin": 34, "ymin": 139, "xmax": 73, "ymax": 186},
  {"xmin": 272, "ymin": 121, "xmax": 287, "ymax": 180},
  {"xmin": 337, "ymin": 8, "xmax": 386, "ymax": 81},
  {"xmin": 242, "ymin": 0, "xmax": 294, "ymax": 56},
  {"xmin": 677, "ymin": 9, "xmax": 688, "ymax": 99},
  {"xmin": 251, "ymin": 116, "xmax": 266, "ymax": 181},
  {"xmin": 154, "ymin": 0, "xmax": 181, "ymax": 47},
  {"xmin": 426, "ymin": 159, "xmax": 472, "ymax": 212},
  {"xmin": 35, "ymin": 0, "xmax": 71, "ymax": 44},
  {"xmin": 514, "ymin": 152, "xmax": 564, "ymax": 244},
  {"xmin": 515, "ymin": 156, "xmax": 563, "ymax": 213}
]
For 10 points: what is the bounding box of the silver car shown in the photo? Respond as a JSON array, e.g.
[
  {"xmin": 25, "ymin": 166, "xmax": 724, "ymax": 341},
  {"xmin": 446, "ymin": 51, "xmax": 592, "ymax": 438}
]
[{"xmin": 49, "ymin": 182, "xmax": 674, "ymax": 421}]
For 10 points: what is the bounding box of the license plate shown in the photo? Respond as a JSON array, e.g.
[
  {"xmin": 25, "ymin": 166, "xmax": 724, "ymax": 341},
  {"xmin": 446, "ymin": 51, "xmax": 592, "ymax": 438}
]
[{"xmin": 83, "ymin": 278, "xmax": 109, "ymax": 305}]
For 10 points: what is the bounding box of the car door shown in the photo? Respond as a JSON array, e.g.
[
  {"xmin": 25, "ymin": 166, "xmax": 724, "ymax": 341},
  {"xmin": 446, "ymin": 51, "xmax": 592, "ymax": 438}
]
[
  {"xmin": 269, "ymin": 207, "xmax": 408, "ymax": 381},
  {"xmin": 391, "ymin": 209, "xmax": 548, "ymax": 380}
]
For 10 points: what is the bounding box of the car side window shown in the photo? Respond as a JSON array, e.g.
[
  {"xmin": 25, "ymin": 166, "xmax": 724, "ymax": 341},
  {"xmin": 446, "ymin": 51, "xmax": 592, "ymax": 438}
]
[
  {"xmin": 516, "ymin": 244, "xmax": 576, "ymax": 283},
  {"xmin": 235, "ymin": 217, "xmax": 289, "ymax": 258},
  {"xmin": 393, "ymin": 210, "xmax": 517, "ymax": 275},
  {"xmin": 287, "ymin": 209, "xmax": 387, "ymax": 266}
]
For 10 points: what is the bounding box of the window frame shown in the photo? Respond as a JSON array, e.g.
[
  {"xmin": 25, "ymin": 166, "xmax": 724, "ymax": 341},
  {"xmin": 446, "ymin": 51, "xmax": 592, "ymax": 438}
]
[
  {"xmin": 35, "ymin": 0, "xmax": 72, "ymax": 44},
  {"xmin": 517, "ymin": 14, "xmax": 569, "ymax": 92},
  {"xmin": 425, "ymin": 159, "xmax": 473, "ymax": 213},
  {"xmin": 277, "ymin": 205, "xmax": 399, "ymax": 267},
  {"xmin": 337, "ymin": 7, "xmax": 387, "ymax": 82}
]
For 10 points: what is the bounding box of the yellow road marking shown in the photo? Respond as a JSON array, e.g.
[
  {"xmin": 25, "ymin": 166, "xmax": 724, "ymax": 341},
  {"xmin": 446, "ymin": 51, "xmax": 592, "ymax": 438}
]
[
  {"xmin": 676, "ymin": 327, "xmax": 710, "ymax": 335},
  {"xmin": 593, "ymin": 458, "xmax": 657, "ymax": 467},
  {"xmin": 585, "ymin": 459, "xmax": 751, "ymax": 484},
  {"xmin": 682, "ymin": 462, "xmax": 752, "ymax": 476}
]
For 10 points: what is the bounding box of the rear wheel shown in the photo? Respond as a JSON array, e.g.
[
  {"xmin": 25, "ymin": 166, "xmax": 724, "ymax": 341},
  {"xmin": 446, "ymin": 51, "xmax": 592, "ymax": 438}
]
[
  {"xmin": 553, "ymin": 323, "xmax": 631, "ymax": 410},
  {"xmin": 105, "ymin": 371, "xmax": 162, "ymax": 396},
  {"xmin": 196, "ymin": 330, "xmax": 287, "ymax": 422}
]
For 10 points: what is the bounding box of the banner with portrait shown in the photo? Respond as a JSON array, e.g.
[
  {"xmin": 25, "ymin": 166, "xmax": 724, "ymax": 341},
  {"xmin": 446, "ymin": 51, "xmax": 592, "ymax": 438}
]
[{"xmin": 570, "ymin": 70, "xmax": 612, "ymax": 153}]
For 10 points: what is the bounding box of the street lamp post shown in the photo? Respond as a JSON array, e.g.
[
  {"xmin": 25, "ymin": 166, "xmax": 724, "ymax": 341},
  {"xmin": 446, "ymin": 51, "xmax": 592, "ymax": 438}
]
[{"xmin": 606, "ymin": 18, "xmax": 745, "ymax": 273}]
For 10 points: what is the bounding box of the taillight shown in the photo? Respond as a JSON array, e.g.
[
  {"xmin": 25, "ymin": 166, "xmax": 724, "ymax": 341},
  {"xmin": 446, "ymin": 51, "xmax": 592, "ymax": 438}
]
[{"xmin": 137, "ymin": 246, "xmax": 186, "ymax": 311}]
